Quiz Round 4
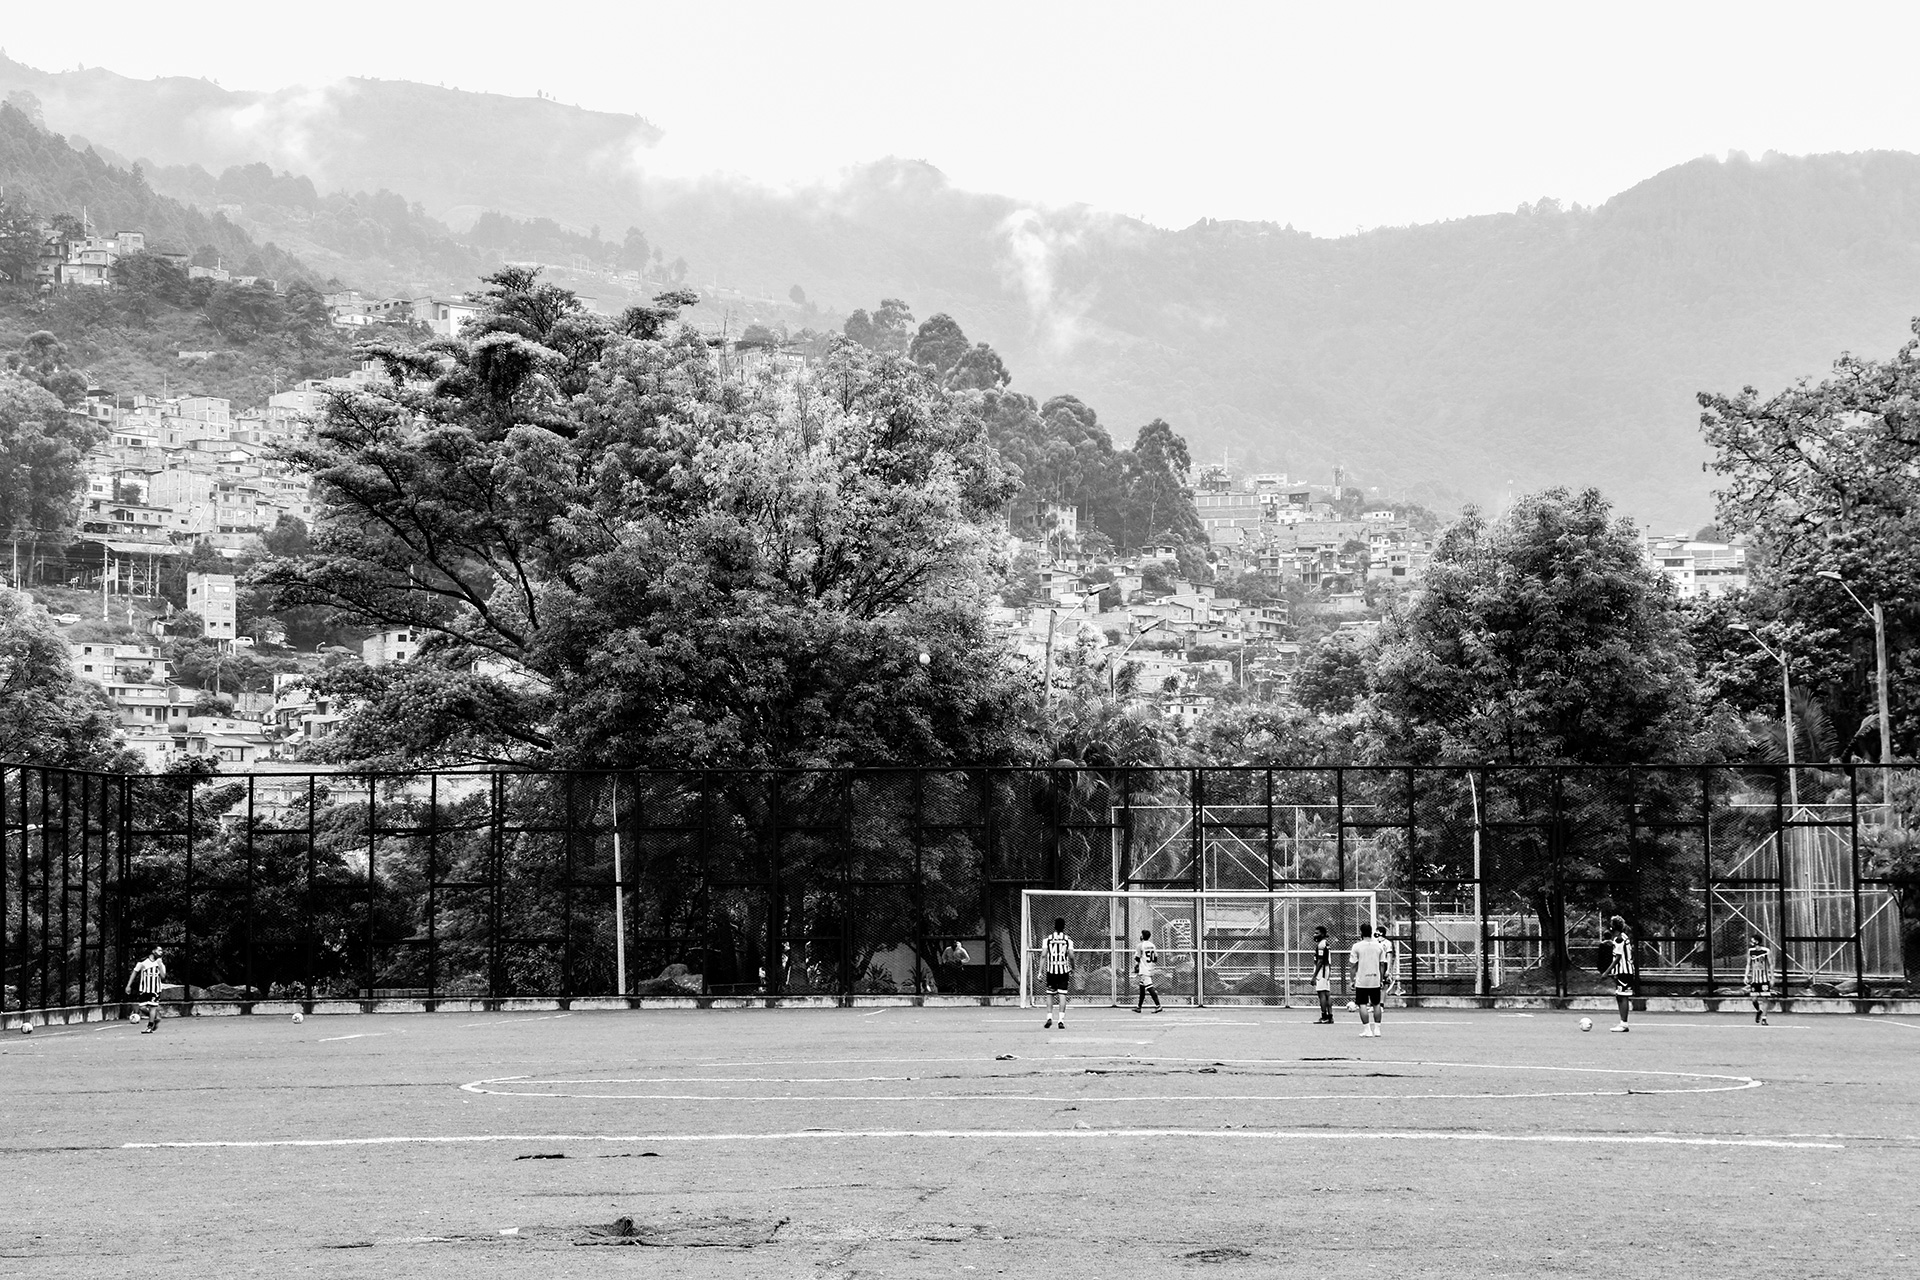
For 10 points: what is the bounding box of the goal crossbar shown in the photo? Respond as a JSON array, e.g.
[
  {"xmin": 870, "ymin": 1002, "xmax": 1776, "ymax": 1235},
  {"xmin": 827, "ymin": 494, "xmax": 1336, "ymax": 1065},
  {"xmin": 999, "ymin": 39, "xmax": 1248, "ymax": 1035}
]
[{"xmin": 1020, "ymin": 889, "xmax": 1377, "ymax": 1008}]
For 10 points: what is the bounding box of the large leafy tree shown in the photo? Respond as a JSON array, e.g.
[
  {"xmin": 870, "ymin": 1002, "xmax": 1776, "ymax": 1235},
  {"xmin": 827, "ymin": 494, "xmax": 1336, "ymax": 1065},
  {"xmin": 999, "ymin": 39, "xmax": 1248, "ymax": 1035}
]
[
  {"xmin": 0, "ymin": 588, "xmax": 133, "ymax": 768},
  {"xmin": 1366, "ymin": 489, "xmax": 1716, "ymax": 991},
  {"xmin": 0, "ymin": 372, "xmax": 102, "ymax": 532},
  {"xmin": 256, "ymin": 270, "xmax": 1034, "ymax": 769},
  {"xmin": 1370, "ymin": 488, "xmax": 1705, "ymax": 765},
  {"xmin": 1698, "ymin": 317, "xmax": 1920, "ymax": 753}
]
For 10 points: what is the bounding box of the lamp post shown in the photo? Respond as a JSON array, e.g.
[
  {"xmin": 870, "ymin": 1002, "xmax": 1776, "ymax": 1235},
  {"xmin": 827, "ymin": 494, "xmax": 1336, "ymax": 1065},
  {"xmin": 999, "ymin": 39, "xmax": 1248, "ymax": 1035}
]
[
  {"xmin": 1730, "ymin": 622, "xmax": 1798, "ymax": 811},
  {"xmin": 1817, "ymin": 570, "xmax": 1894, "ymax": 814},
  {"xmin": 1108, "ymin": 618, "xmax": 1165, "ymax": 693}
]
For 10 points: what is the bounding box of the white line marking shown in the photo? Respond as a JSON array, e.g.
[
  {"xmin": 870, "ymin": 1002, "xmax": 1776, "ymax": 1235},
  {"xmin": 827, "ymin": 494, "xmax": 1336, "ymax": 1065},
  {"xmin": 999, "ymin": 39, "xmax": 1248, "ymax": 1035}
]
[
  {"xmin": 1873, "ymin": 1019, "xmax": 1920, "ymax": 1032},
  {"xmin": 120, "ymin": 1129, "xmax": 1842, "ymax": 1151},
  {"xmin": 317, "ymin": 1032, "xmax": 388, "ymax": 1042},
  {"xmin": 461, "ymin": 1057, "xmax": 1762, "ymax": 1102},
  {"xmin": 860, "ymin": 1008, "xmax": 889, "ymax": 1018},
  {"xmin": 458, "ymin": 1015, "xmax": 569, "ymax": 1028},
  {"xmin": 458, "ymin": 1087, "xmax": 1756, "ymax": 1103}
]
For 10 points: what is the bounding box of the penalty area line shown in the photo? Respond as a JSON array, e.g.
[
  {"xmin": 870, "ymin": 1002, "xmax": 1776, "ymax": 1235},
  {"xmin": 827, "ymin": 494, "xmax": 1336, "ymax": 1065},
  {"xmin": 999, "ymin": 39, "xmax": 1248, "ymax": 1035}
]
[{"xmin": 119, "ymin": 1128, "xmax": 1843, "ymax": 1151}]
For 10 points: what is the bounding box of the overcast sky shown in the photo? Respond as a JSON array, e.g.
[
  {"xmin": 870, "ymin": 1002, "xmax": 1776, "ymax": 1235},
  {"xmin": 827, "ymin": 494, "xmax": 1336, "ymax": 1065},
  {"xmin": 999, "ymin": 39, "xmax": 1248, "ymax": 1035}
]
[{"xmin": 8, "ymin": 1, "xmax": 1920, "ymax": 235}]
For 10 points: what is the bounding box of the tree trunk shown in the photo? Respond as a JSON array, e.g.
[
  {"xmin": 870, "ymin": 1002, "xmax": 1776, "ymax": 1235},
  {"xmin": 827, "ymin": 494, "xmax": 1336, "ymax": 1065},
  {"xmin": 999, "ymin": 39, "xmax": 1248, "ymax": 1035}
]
[{"xmin": 1530, "ymin": 886, "xmax": 1570, "ymax": 997}]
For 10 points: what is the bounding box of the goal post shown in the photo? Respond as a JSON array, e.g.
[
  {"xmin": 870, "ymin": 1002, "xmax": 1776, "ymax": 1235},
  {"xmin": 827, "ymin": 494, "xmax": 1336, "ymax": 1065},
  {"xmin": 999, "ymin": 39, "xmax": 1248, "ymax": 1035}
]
[{"xmin": 1019, "ymin": 889, "xmax": 1377, "ymax": 1008}]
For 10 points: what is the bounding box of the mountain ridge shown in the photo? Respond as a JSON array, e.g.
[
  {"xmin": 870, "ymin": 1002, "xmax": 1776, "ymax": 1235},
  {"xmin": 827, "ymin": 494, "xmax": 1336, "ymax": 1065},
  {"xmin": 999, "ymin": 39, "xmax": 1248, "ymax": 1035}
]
[{"xmin": 7, "ymin": 54, "xmax": 1920, "ymax": 527}]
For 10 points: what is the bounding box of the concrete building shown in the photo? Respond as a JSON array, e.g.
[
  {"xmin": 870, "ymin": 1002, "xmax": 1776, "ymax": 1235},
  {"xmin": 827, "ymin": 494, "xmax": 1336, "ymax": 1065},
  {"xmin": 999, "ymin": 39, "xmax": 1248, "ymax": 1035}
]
[
  {"xmin": 362, "ymin": 628, "xmax": 421, "ymax": 666},
  {"xmin": 188, "ymin": 571, "xmax": 239, "ymax": 642},
  {"xmin": 1645, "ymin": 534, "xmax": 1750, "ymax": 599}
]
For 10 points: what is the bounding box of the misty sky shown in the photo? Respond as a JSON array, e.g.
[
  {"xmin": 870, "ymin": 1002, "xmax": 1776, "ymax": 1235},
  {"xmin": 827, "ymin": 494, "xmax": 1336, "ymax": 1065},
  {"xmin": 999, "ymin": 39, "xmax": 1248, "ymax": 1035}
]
[{"xmin": 9, "ymin": 1, "xmax": 1920, "ymax": 235}]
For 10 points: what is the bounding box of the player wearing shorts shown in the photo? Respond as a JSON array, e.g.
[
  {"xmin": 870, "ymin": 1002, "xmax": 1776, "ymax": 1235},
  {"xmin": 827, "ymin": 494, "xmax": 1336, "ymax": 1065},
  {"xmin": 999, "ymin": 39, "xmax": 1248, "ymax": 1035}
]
[
  {"xmin": 1743, "ymin": 934, "xmax": 1772, "ymax": 1025},
  {"xmin": 1041, "ymin": 918, "xmax": 1075, "ymax": 1029},
  {"xmin": 1348, "ymin": 923, "xmax": 1389, "ymax": 1037},
  {"xmin": 1133, "ymin": 929, "xmax": 1162, "ymax": 1012},
  {"xmin": 126, "ymin": 947, "xmax": 166, "ymax": 1033},
  {"xmin": 1311, "ymin": 925, "xmax": 1333, "ymax": 1023},
  {"xmin": 1605, "ymin": 915, "xmax": 1636, "ymax": 1032}
]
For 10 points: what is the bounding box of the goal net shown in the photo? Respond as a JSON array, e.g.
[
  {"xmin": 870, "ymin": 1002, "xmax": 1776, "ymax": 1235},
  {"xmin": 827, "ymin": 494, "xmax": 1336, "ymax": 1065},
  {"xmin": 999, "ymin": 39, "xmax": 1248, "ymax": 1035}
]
[{"xmin": 1020, "ymin": 889, "xmax": 1377, "ymax": 1007}]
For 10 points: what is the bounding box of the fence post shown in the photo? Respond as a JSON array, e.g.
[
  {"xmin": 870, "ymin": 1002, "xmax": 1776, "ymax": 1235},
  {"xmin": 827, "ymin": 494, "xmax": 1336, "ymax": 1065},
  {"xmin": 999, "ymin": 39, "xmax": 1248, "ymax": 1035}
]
[
  {"xmin": 1775, "ymin": 764, "xmax": 1790, "ymax": 999},
  {"xmin": 1402, "ymin": 767, "xmax": 1417, "ymax": 1001},
  {"xmin": 39, "ymin": 770, "xmax": 50, "ymax": 1012},
  {"xmin": 426, "ymin": 774, "xmax": 439, "ymax": 1006},
  {"xmin": 363, "ymin": 777, "xmax": 376, "ymax": 1001},
  {"xmin": 768, "ymin": 772, "xmax": 784, "ymax": 1000},
  {"xmin": 979, "ymin": 769, "xmax": 996, "ymax": 1006},
  {"xmin": 303, "ymin": 775, "xmax": 317, "ymax": 1003},
  {"xmin": 1335, "ymin": 768, "xmax": 1348, "ymax": 891},
  {"xmin": 118, "ymin": 775, "xmax": 133, "ymax": 1008},
  {"xmin": 489, "ymin": 773, "xmax": 505, "ymax": 1000},
  {"xmin": 1701, "ymin": 766, "xmax": 1715, "ymax": 998},
  {"xmin": 182, "ymin": 776, "xmax": 196, "ymax": 1013},
  {"xmin": 1849, "ymin": 763, "xmax": 1865, "ymax": 998},
  {"xmin": 244, "ymin": 777, "xmax": 256, "ymax": 1005},
  {"xmin": 2, "ymin": 767, "xmax": 11, "ymax": 1018},
  {"xmin": 561, "ymin": 775, "xmax": 576, "ymax": 1003},
  {"xmin": 78, "ymin": 772, "xmax": 89, "ymax": 1007}
]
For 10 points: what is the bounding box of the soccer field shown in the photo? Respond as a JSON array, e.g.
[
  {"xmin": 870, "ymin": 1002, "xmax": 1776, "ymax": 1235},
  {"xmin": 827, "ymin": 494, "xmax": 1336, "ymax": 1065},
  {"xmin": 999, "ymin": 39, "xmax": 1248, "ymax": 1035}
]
[{"xmin": 4, "ymin": 1006, "xmax": 1916, "ymax": 1278}]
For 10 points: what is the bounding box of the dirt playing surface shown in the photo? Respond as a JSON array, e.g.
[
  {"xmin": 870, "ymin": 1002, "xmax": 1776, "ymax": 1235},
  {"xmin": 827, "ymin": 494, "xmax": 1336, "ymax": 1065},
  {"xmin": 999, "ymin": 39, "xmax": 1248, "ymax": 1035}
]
[{"xmin": 4, "ymin": 1005, "xmax": 1917, "ymax": 1278}]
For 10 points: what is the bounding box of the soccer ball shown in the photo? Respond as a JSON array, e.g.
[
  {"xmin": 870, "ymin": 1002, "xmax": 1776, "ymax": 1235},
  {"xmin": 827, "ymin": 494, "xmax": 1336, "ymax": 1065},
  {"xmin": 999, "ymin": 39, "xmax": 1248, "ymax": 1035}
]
[
  {"xmin": 292, "ymin": 1012, "xmax": 304, "ymax": 1024},
  {"xmin": 19, "ymin": 1021, "xmax": 31, "ymax": 1035},
  {"xmin": 1579, "ymin": 1017, "xmax": 1593, "ymax": 1032},
  {"xmin": 127, "ymin": 1012, "xmax": 138, "ymax": 1021}
]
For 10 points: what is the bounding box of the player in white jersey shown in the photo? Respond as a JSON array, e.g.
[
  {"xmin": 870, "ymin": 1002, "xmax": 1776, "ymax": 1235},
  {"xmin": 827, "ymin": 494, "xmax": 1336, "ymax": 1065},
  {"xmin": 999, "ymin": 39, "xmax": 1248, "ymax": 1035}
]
[
  {"xmin": 126, "ymin": 947, "xmax": 166, "ymax": 1033},
  {"xmin": 1605, "ymin": 915, "xmax": 1636, "ymax": 1032},
  {"xmin": 1347, "ymin": 924, "xmax": 1389, "ymax": 1036},
  {"xmin": 1040, "ymin": 918, "xmax": 1075, "ymax": 1028},
  {"xmin": 1133, "ymin": 929, "xmax": 1162, "ymax": 1012},
  {"xmin": 1743, "ymin": 932, "xmax": 1772, "ymax": 1026}
]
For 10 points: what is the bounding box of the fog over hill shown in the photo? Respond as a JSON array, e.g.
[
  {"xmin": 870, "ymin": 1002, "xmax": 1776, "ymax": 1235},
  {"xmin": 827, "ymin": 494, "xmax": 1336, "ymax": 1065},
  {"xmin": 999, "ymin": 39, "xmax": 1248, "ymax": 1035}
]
[{"xmin": 7, "ymin": 53, "xmax": 1920, "ymax": 528}]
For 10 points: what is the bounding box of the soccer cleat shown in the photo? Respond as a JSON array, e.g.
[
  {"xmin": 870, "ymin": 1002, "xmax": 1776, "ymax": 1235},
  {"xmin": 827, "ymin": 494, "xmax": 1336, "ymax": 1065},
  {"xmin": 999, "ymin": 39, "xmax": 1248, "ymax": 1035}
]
[
  {"xmin": 1058, "ymin": 1021, "xmax": 1065, "ymax": 1028},
  {"xmin": 1759, "ymin": 1016, "xmax": 1769, "ymax": 1026},
  {"xmin": 1043, "ymin": 1018, "xmax": 1052, "ymax": 1028},
  {"xmin": 1609, "ymin": 1023, "xmax": 1630, "ymax": 1032},
  {"xmin": 1151, "ymin": 1006, "xmax": 1162, "ymax": 1014}
]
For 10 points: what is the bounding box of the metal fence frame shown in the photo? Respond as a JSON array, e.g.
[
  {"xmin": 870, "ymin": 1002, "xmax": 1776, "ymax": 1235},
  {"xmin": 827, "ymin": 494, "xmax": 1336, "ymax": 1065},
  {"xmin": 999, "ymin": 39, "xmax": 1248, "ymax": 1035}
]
[{"xmin": 3, "ymin": 762, "xmax": 1911, "ymax": 1012}]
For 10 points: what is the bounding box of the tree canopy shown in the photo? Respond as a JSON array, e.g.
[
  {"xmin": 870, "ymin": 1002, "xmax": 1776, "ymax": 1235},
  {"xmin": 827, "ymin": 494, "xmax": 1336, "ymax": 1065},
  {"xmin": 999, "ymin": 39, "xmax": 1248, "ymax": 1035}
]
[
  {"xmin": 1367, "ymin": 488, "xmax": 1708, "ymax": 765},
  {"xmin": 256, "ymin": 270, "xmax": 1038, "ymax": 769},
  {"xmin": 0, "ymin": 587, "xmax": 134, "ymax": 769}
]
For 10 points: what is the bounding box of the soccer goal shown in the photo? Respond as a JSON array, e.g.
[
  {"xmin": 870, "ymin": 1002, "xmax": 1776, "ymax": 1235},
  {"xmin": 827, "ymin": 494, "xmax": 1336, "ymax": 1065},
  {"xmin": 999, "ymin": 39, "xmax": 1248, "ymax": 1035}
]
[{"xmin": 1020, "ymin": 889, "xmax": 1377, "ymax": 1008}]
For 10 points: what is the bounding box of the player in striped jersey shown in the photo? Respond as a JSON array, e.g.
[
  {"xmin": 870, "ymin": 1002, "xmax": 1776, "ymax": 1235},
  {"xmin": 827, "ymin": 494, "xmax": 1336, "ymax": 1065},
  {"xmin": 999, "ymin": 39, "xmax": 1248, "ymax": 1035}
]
[
  {"xmin": 1605, "ymin": 915, "xmax": 1635, "ymax": 1032},
  {"xmin": 126, "ymin": 946, "xmax": 166, "ymax": 1033},
  {"xmin": 1041, "ymin": 918, "xmax": 1075, "ymax": 1029},
  {"xmin": 1743, "ymin": 932, "xmax": 1772, "ymax": 1025}
]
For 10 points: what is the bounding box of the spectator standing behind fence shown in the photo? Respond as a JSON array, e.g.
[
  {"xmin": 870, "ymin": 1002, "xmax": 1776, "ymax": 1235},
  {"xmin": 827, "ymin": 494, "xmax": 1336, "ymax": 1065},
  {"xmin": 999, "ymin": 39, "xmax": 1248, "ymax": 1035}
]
[
  {"xmin": 938, "ymin": 939, "xmax": 971, "ymax": 993},
  {"xmin": 1744, "ymin": 932, "xmax": 1772, "ymax": 1026},
  {"xmin": 1605, "ymin": 915, "xmax": 1636, "ymax": 1032},
  {"xmin": 1348, "ymin": 924, "xmax": 1390, "ymax": 1037},
  {"xmin": 1311, "ymin": 925, "xmax": 1334, "ymax": 1024},
  {"xmin": 126, "ymin": 947, "xmax": 165, "ymax": 1034}
]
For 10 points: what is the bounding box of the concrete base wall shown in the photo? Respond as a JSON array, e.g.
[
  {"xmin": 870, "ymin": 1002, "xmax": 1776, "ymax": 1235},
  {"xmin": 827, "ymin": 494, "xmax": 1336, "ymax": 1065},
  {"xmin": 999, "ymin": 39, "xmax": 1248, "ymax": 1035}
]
[{"xmin": 7, "ymin": 991, "xmax": 1918, "ymax": 1030}]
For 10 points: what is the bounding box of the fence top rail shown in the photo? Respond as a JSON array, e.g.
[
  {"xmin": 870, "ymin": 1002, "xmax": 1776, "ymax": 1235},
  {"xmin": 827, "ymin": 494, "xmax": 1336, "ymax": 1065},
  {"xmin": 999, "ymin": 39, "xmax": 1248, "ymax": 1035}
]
[
  {"xmin": 3, "ymin": 761, "xmax": 1910, "ymax": 784},
  {"xmin": 1022, "ymin": 889, "xmax": 1379, "ymax": 900}
]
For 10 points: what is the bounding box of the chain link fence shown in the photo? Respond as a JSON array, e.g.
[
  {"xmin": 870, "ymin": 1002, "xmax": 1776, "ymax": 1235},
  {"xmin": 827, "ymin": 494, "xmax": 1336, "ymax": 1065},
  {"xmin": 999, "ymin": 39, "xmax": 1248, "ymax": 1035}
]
[{"xmin": 4, "ymin": 763, "xmax": 1912, "ymax": 1011}]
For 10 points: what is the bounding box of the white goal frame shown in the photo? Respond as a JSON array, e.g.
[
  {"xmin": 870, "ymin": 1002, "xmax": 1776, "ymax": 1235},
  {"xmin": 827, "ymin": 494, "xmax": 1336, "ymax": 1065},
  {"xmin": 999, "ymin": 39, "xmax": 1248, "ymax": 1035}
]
[{"xmin": 1019, "ymin": 888, "xmax": 1377, "ymax": 1008}]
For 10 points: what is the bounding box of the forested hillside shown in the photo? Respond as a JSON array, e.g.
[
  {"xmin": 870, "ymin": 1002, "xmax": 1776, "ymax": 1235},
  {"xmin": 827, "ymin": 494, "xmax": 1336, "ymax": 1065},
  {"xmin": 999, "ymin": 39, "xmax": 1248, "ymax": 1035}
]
[
  {"xmin": 10, "ymin": 53, "xmax": 1920, "ymax": 524},
  {"xmin": 0, "ymin": 104, "xmax": 384, "ymax": 402}
]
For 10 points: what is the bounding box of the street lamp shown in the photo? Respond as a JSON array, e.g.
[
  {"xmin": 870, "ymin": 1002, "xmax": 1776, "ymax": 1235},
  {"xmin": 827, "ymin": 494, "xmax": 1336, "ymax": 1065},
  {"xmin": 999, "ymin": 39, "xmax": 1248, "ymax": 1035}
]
[
  {"xmin": 1730, "ymin": 621, "xmax": 1798, "ymax": 811},
  {"xmin": 1108, "ymin": 618, "xmax": 1165, "ymax": 693},
  {"xmin": 1817, "ymin": 569, "xmax": 1894, "ymax": 814}
]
